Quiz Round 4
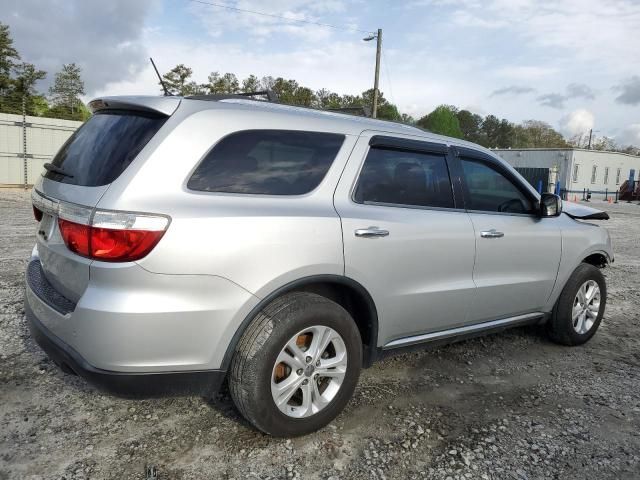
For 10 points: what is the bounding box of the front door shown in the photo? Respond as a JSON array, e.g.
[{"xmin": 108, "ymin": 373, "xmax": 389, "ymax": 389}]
[
  {"xmin": 456, "ymin": 152, "xmax": 562, "ymax": 322},
  {"xmin": 334, "ymin": 133, "xmax": 477, "ymax": 347}
]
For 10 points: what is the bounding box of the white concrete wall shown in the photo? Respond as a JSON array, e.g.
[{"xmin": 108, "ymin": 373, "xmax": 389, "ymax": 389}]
[
  {"xmin": 494, "ymin": 148, "xmax": 640, "ymax": 195},
  {"xmin": 0, "ymin": 113, "xmax": 82, "ymax": 186},
  {"xmin": 568, "ymin": 150, "xmax": 639, "ymax": 194}
]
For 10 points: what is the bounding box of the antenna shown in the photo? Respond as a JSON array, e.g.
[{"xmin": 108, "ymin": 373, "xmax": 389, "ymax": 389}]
[{"xmin": 150, "ymin": 57, "xmax": 171, "ymax": 96}]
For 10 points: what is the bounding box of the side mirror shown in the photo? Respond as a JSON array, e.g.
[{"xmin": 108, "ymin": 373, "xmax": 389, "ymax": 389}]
[{"xmin": 540, "ymin": 193, "xmax": 562, "ymax": 217}]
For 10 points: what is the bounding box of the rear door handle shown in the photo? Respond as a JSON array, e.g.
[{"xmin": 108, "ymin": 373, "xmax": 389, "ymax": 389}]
[
  {"xmin": 480, "ymin": 229, "xmax": 504, "ymax": 238},
  {"xmin": 355, "ymin": 226, "xmax": 389, "ymax": 238}
]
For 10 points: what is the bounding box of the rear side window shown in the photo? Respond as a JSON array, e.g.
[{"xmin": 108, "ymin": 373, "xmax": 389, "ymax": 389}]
[
  {"xmin": 353, "ymin": 147, "xmax": 454, "ymax": 209},
  {"xmin": 44, "ymin": 111, "xmax": 166, "ymax": 186},
  {"xmin": 187, "ymin": 130, "xmax": 344, "ymax": 195}
]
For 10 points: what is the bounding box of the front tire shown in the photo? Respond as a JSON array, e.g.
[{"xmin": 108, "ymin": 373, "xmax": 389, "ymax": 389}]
[
  {"xmin": 547, "ymin": 263, "xmax": 607, "ymax": 346},
  {"xmin": 229, "ymin": 292, "xmax": 362, "ymax": 436}
]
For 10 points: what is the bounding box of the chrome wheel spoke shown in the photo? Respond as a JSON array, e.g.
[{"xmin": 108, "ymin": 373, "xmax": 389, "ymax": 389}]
[
  {"xmin": 575, "ymin": 312, "xmax": 585, "ymax": 333},
  {"xmin": 285, "ymin": 340, "xmax": 308, "ymax": 369},
  {"xmin": 299, "ymin": 381, "xmax": 313, "ymax": 417},
  {"xmin": 572, "ymin": 303, "xmax": 582, "ymax": 322},
  {"xmin": 318, "ymin": 351, "xmax": 347, "ymax": 370},
  {"xmin": 273, "ymin": 375, "xmax": 302, "ymax": 407},
  {"xmin": 312, "ymin": 380, "xmax": 329, "ymax": 407},
  {"xmin": 317, "ymin": 366, "xmax": 346, "ymax": 380},
  {"xmin": 307, "ymin": 326, "xmax": 331, "ymax": 361}
]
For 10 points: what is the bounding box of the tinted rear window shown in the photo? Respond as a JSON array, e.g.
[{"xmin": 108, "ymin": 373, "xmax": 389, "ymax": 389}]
[
  {"xmin": 44, "ymin": 111, "xmax": 166, "ymax": 186},
  {"xmin": 187, "ymin": 130, "xmax": 345, "ymax": 195}
]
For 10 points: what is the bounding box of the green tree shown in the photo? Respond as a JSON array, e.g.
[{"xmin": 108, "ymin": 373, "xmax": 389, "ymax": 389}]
[
  {"xmin": 0, "ymin": 22, "xmax": 20, "ymax": 111},
  {"xmin": 10, "ymin": 62, "xmax": 47, "ymax": 115},
  {"xmin": 241, "ymin": 74, "xmax": 261, "ymax": 93},
  {"xmin": 400, "ymin": 113, "xmax": 415, "ymax": 125},
  {"xmin": 292, "ymin": 86, "xmax": 314, "ymax": 106},
  {"xmin": 48, "ymin": 63, "xmax": 85, "ymax": 119},
  {"xmin": 514, "ymin": 120, "xmax": 567, "ymax": 148},
  {"xmin": 457, "ymin": 109, "xmax": 485, "ymax": 144},
  {"xmin": 161, "ymin": 64, "xmax": 194, "ymax": 95},
  {"xmin": 417, "ymin": 105, "xmax": 463, "ymax": 138}
]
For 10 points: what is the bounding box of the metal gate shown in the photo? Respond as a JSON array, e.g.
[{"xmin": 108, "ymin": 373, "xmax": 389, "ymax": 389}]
[{"xmin": 515, "ymin": 167, "xmax": 550, "ymax": 193}]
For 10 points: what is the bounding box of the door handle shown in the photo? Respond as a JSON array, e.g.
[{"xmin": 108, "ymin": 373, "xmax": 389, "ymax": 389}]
[
  {"xmin": 480, "ymin": 229, "xmax": 504, "ymax": 238},
  {"xmin": 355, "ymin": 226, "xmax": 389, "ymax": 238}
]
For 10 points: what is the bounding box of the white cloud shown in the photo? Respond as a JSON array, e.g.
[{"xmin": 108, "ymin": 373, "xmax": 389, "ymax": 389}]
[
  {"xmin": 617, "ymin": 124, "xmax": 640, "ymax": 147},
  {"xmin": 188, "ymin": 0, "xmax": 352, "ymax": 42},
  {"xmin": 560, "ymin": 109, "xmax": 595, "ymax": 137}
]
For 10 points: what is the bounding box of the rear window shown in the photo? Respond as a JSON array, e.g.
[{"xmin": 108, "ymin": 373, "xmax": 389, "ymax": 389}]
[
  {"xmin": 187, "ymin": 130, "xmax": 345, "ymax": 195},
  {"xmin": 44, "ymin": 111, "xmax": 166, "ymax": 186}
]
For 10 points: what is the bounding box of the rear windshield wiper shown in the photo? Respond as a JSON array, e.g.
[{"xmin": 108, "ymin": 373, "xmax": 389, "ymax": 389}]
[{"xmin": 44, "ymin": 163, "xmax": 74, "ymax": 178}]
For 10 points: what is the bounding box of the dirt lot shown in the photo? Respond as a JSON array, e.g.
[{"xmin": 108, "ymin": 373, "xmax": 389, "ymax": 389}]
[{"xmin": 1, "ymin": 189, "xmax": 639, "ymax": 480}]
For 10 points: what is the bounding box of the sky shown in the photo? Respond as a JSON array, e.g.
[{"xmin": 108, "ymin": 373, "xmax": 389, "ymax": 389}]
[{"xmin": 3, "ymin": 0, "xmax": 640, "ymax": 146}]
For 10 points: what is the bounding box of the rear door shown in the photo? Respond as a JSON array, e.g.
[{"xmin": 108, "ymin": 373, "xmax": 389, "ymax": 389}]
[
  {"xmin": 334, "ymin": 133, "xmax": 476, "ymax": 347},
  {"xmin": 453, "ymin": 147, "xmax": 561, "ymax": 322},
  {"xmin": 33, "ymin": 109, "xmax": 168, "ymax": 302}
]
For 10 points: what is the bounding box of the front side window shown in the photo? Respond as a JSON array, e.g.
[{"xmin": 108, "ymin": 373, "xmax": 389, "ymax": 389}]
[
  {"xmin": 591, "ymin": 165, "xmax": 597, "ymax": 184},
  {"xmin": 188, "ymin": 130, "xmax": 344, "ymax": 195},
  {"xmin": 460, "ymin": 158, "xmax": 535, "ymax": 214},
  {"xmin": 353, "ymin": 147, "xmax": 454, "ymax": 209}
]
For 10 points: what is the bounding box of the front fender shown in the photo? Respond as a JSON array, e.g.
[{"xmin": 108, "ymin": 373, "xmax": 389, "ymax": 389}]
[{"xmin": 544, "ymin": 219, "xmax": 612, "ymax": 311}]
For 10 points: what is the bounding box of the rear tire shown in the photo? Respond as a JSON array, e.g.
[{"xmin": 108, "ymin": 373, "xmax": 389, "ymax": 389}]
[
  {"xmin": 547, "ymin": 263, "xmax": 606, "ymax": 346},
  {"xmin": 229, "ymin": 292, "xmax": 362, "ymax": 437}
]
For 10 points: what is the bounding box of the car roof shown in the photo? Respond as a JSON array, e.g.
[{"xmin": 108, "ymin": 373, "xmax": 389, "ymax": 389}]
[{"xmin": 90, "ymin": 94, "xmax": 495, "ymax": 154}]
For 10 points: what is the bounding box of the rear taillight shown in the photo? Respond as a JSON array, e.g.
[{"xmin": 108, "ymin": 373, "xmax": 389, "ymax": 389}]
[{"xmin": 57, "ymin": 205, "xmax": 169, "ymax": 262}]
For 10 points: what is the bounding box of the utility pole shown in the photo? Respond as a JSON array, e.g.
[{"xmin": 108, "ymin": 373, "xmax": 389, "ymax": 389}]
[
  {"xmin": 372, "ymin": 28, "xmax": 382, "ymax": 119},
  {"xmin": 22, "ymin": 93, "xmax": 27, "ymax": 190},
  {"xmin": 364, "ymin": 29, "xmax": 382, "ymax": 118},
  {"xmin": 587, "ymin": 128, "xmax": 593, "ymax": 150}
]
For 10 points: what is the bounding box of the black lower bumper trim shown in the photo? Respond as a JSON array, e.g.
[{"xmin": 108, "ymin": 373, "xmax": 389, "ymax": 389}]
[{"xmin": 26, "ymin": 300, "xmax": 225, "ymax": 398}]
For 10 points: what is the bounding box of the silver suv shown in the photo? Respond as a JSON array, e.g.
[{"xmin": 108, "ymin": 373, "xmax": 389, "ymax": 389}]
[{"xmin": 26, "ymin": 95, "xmax": 612, "ymax": 436}]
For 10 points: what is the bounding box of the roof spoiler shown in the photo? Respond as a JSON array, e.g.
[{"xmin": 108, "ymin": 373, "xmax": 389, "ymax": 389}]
[{"xmin": 88, "ymin": 96, "xmax": 182, "ymax": 116}]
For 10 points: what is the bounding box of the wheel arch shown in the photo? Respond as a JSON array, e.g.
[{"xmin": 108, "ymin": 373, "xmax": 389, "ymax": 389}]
[
  {"xmin": 582, "ymin": 251, "xmax": 610, "ymax": 268},
  {"xmin": 220, "ymin": 275, "xmax": 380, "ymax": 370}
]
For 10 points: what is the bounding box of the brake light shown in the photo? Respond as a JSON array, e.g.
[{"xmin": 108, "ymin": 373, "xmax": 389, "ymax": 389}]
[
  {"xmin": 58, "ymin": 219, "xmax": 91, "ymax": 257},
  {"xmin": 90, "ymin": 226, "xmax": 165, "ymax": 261},
  {"xmin": 33, "ymin": 205, "xmax": 43, "ymax": 222},
  {"xmin": 57, "ymin": 205, "xmax": 169, "ymax": 262}
]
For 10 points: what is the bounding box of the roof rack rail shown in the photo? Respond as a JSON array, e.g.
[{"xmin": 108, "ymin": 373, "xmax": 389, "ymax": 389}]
[
  {"xmin": 325, "ymin": 106, "xmax": 372, "ymax": 118},
  {"xmin": 185, "ymin": 90, "xmax": 279, "ymax": 103}
]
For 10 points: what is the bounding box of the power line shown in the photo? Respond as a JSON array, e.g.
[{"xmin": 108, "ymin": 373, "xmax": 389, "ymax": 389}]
[
  {"xmin": 381, "ymin": 47, "xmax": 396, "ymax": 108},
  {"xmin": 188, "ymin": 0, "xmax": 374, "ymax": 35}
]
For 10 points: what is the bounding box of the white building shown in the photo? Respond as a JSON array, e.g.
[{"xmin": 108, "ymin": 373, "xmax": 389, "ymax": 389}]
[
  {"xmin": 0, "ymin": 112, "xmax": 82, "ymax": 187},
  {"xmin": 494, "ymin": 148, "xmax": 640, "ymax": 197}
]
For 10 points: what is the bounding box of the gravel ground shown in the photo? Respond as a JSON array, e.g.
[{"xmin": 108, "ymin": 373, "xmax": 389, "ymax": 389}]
[{"xmin": 1, "ymin": 189, "xmax": 639, "ymax": 480}]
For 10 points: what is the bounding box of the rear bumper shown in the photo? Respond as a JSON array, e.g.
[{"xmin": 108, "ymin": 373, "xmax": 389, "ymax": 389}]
[{"xmin": 26, "ymin": 298, "xmax": 225, "ymax": 397}]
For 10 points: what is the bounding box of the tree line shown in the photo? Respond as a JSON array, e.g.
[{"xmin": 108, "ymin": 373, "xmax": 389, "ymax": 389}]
[
  {"xmin": 161, "ymin": 64, "xmax": 637, "ymax": 153},
  {"xmin": 0, "ymin": 20, "xmax": 636, "ymax": 153},
  {"xmin": 0, "ymin": 22, "xmax": 88, "ymax": 121}
]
